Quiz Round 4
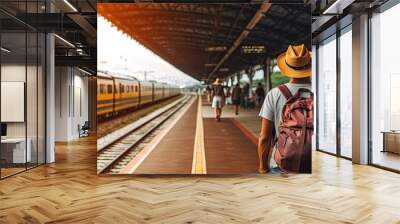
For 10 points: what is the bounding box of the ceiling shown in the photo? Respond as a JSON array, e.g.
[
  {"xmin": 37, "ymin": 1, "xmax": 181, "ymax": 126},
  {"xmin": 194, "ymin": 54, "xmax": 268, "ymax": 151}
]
[
  {"xmin": 98, "ymin": 2, "xmax": 311, "ymax": 81},
  {"xmin": 0, "ymin": 0, "xmax": 97, "ymax": 73}
]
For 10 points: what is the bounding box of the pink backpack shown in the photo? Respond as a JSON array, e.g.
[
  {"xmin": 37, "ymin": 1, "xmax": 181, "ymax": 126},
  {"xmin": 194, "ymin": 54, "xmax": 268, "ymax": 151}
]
[{"xmin": 277, "ymin": 85, "xmax": 313, "ymax": 173}]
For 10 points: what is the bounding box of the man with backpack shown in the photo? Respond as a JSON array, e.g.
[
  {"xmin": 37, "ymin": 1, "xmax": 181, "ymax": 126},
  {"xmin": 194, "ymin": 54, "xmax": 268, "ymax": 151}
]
[{"xmin": 258, "ymin": 44, "xmax": 313, "ymax": 174}]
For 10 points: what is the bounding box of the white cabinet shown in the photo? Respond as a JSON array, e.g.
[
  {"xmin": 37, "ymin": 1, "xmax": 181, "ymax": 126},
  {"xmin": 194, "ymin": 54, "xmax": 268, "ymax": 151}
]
[{"xmin": 1, "ymin": 138, "xmax": 32, "ymax": 163}]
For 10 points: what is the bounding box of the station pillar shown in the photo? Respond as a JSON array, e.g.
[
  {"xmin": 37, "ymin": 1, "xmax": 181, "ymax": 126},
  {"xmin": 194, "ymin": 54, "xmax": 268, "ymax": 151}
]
[
  {"xmin": 236, "ymin": 73, "xmax": 242, "ymax": 86},
  {"xmin": 263, "ymin": 57, "xmax": 272, "ymax": 92},
  {"xmin": 248, "ymin": 67, "xmax": 254, "ymax": 88}
]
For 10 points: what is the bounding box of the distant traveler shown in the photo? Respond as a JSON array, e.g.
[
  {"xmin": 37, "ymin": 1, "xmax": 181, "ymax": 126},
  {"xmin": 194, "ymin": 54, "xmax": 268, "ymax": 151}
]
[
  {"xmin": 255, "ymin": 83, "xmax": 265, "ymax": 108},
  {"xmin": 258, "ymin": 44, "xmax": 313, "ymax": 174},
  {"xmin": 249, "ymin": 89, "xmax": 256, "ymax": 108},
  {"xmin": 211, "ymin": 78, "xmax": 225, "ymax": 122},
  {"xmin": 242, "ymin": 83, "xmax": 250, "ymax": 109},
  {"xmin": 206, "ymin": 85, "xmax": 212, "ymax": 103},
  {"xmin": 231, "ymin": 84, "xmax": 242, "ymax": 115},
  {"xmin": 225, "ymin": 86, "xmax": 232, "ymax": 105}
]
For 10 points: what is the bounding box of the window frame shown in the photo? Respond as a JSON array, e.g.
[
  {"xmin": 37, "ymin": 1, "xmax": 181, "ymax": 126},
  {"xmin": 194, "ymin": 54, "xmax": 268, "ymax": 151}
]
[
  {"xmin": 367, "ymin": 1, "xmax": 400, "ymax": 173},
  {"xmin": 315, "ymin": 23, "xmax": 353, "ymax": 160}
]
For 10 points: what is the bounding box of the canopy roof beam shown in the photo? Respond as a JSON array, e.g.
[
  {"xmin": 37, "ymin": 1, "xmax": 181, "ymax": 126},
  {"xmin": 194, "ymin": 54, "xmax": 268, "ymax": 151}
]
[{"xmin": 207, "ymin": 1, "xmax": 272, "ymax": 80}]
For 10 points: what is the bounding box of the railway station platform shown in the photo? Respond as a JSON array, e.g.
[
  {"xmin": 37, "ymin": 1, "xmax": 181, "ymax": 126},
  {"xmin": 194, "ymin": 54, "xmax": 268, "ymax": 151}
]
[{"xmin": 120, "ymin": 95, "xmax": 264, "ymax": 175}]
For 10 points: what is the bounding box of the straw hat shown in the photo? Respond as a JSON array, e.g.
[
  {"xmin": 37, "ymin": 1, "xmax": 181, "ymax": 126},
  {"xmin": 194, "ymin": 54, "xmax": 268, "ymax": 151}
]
[
  {"xmin": 213, "ymin": 78, "xmax": 223, "ymax": 85},
  {"xmin": 277, "ymin": 44, "xmax": 311, "ymax": 78}
]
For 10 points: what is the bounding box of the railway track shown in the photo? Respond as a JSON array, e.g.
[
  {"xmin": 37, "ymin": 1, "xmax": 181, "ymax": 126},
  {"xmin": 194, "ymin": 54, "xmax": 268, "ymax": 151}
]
[{"xmin": 97, "ymin": 95, "xmax": 193, "ymax": 174}]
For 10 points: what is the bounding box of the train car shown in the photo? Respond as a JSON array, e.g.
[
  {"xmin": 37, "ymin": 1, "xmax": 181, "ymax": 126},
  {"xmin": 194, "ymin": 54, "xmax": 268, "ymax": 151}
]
[
  {"xmin": 97, "ymin": 70, "xmax": 181, "ymax": 120},
  {"xmin": 153, "ymin": 81, "xmax": 164, "ymax": 101},
  {"xmin": 139, "ymin": 81, "xmax": 153, "ymax": 105},
  {"xmin": 113, "ymin": 76, "xmax": 140, "ymax": 114},
  {"xmin": 164, "ymin": 83, "xmax": 170, "ymax": 98},
  {"xmin": 97, "ymin": 72, "xmax": 115, "ymax": 117},
  {"xmin": 170, "ymin": 85, "xmax": 180, "ymax": 97}
]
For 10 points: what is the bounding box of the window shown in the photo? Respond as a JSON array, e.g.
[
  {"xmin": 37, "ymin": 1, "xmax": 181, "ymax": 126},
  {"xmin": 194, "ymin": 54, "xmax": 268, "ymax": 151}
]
[
  {"xmin": 317, "ymin": 35, "xmax": 337, "ymax": 154},
  {"xmin": 107, "ymin": 84, "xmax": 113, "ymax": 94},
  {"xmin": 99, "ymin": 84, "xmax": 106, "ymax": 94},
  {"xmin": 0, "ymin": 2, "xmax": 46, "ymax": 179},
  {"xmin": 370, "ymin": 3, "xmax": 400, "ymax": 171}
]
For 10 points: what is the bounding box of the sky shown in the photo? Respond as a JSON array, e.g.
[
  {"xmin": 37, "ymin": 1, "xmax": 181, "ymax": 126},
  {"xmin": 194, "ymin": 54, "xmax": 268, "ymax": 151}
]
[{"xmin": 97, "ymin": 16, "xmax": 200, "ymax": 87}]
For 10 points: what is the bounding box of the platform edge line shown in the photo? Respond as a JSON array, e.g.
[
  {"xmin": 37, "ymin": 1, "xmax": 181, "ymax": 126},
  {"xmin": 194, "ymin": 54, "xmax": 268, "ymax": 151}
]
[
  {"xmin": 231, "ymin": 118, "xmax": 259, "ymax": 146},
  {"xmin": 120, "ymin": 95, "xmax": 196, "ymax": 174}
]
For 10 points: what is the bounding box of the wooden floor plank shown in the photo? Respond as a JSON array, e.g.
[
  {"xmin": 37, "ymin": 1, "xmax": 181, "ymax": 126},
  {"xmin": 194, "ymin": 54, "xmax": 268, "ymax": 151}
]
[{"xmin": 0, "ymin": 127, "xmax": 399, "ymax": 223}]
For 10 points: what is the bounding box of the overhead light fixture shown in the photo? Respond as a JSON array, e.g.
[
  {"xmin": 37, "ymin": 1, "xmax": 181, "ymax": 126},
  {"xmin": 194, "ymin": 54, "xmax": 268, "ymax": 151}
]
[
  {"xmin": 205, "ymin": 46, "xmax": 227, "ymax": 52},
  {"xmin": 78, "ymin": 67, "xmax": 92, "ymax": 76},
  {"xmin": 63, "ymin": 0, "xmax": 78, "ymax": 12},
  {"xmin": 323, "ymin": 0, "xmax": 354, "ymax": 15},
  {"xmin": 54, "ymin": 34, "xmax": 75, "ymax": 48},
  {"xmin": 1, "ymin": 47, "xmax": 11, "ymax": 53},
  {"xmin": 219, "ymin": 68, "xmax": 230, "ymax": 72}
]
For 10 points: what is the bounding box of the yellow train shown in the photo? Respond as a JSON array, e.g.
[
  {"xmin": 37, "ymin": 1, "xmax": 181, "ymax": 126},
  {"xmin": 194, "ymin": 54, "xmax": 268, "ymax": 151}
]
[{"xmin": 97, "ymin": 71, "xmax": 181, "ymax": 119}]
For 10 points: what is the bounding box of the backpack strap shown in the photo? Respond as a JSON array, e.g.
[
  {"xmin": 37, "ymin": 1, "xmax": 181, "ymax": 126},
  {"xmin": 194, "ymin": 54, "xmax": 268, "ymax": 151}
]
[{"xmin": 278, "ymin": 84, "xmax": 292, "ymax": 100}]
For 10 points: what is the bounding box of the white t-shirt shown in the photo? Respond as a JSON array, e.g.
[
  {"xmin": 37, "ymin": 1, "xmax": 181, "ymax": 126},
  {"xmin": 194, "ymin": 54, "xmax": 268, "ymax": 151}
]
[
  {"xmin": 259, "ymin": 82, "xmax": 312, "ymax": 132},
  {"xmin": 258, "ymin": 82, "xmax": 312, "ymax": 167}
]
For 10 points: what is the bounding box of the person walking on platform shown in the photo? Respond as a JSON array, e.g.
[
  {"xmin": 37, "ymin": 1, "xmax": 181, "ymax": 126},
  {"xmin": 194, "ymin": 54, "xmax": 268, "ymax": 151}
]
[
  {"xmin": 242, "ymin": 83, "xmax": 250, "ymax": 109},
  {"xmin": 211, "ymin": 78, "xmax": 225, "ymax": 122},
  {"xmin": 258, "ymin": 44, "xmax": 313, "ymax": 174},
  {"xmin": 255, "ymin": 83, "xmax": 265, "ymax": 108},
  {"xmin": 231, "ymin": 83, "xmax": 242, "ymax": 115},
  {"xmin": 205, "ymin": 85, "xmax": 212, "ymax": 103},
  {"xmin": 225, "ymin": 86, "xmax": 232, "ymax": 105}
]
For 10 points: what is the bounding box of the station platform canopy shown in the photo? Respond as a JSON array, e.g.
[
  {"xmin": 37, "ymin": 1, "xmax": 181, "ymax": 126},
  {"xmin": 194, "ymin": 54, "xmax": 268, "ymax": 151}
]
[{"xmin": 98, "ymin": 1, "xmax": 310, "ymax": 81}]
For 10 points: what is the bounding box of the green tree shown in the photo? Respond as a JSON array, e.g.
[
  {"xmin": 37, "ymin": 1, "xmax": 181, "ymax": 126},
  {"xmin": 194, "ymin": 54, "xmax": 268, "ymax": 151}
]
[{"xmin": 271, "ymin": 71, "xmax": 290, "ymax": 88}]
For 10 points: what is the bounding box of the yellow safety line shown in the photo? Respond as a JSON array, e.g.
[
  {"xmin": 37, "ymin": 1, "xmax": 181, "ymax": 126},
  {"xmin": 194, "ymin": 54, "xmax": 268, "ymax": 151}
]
[{"xmin": 191, "ymin": 94, "xmax": 207, "ymax": 174}]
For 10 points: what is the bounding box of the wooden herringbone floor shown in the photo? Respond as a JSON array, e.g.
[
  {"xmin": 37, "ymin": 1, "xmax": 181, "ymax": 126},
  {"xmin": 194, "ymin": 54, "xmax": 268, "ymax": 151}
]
[{"xmin": 1, "ymin": 136, "xmax": 400, "ymax": 223}]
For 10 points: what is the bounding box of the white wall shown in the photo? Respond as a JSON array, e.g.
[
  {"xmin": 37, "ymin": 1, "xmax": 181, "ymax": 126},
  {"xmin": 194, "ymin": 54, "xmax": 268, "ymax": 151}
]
[
  {"xmin": 1, "ymin": 63, "xmax": 46, "ymax": 164},
  {"xmin": 55, "ymin": 66, "xmax": 70, "ymax": 141},
  {"xmin": 54, "ymin": 67, "xmax": 89, "ymax": 141},
  {"xmin": 1, "ymin": 65, "xmax": 36, "ymax": 138},
  {"xmin": 1, "ymin": 65, "xmax": 26, "ymax": 142}
]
